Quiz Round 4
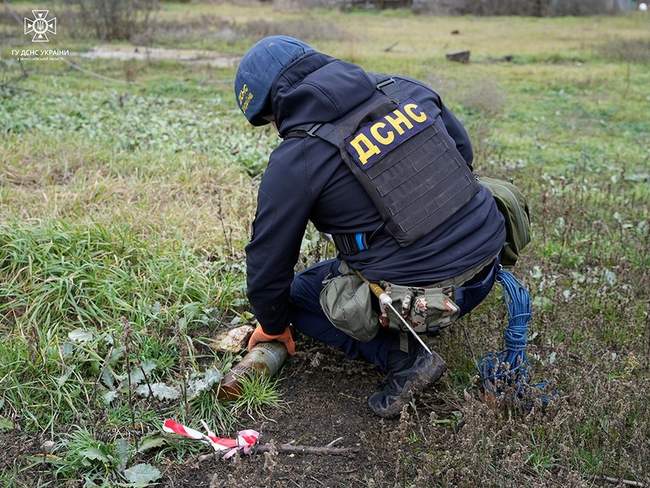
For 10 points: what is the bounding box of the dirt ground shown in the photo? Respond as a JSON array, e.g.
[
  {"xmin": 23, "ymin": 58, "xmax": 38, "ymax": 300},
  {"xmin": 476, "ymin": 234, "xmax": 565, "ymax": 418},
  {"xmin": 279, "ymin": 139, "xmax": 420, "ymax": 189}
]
[
  {"xmin": 78, "ymin": 46, "xmax": 240, "ymax": 68},
  {"xmin": 0, "ymin": 431, "xmax": 37, "ymax": 471},
  {"xmin": 165, "ymin": 340, "xmax": 442, "ymax": 488}
]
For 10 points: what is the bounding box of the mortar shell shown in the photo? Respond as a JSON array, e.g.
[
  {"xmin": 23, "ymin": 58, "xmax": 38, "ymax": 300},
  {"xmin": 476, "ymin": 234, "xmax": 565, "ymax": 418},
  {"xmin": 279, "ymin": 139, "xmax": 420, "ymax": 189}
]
[{"xmin": 218, "ymin": 341, "xmax": 288, "ymax": 400}]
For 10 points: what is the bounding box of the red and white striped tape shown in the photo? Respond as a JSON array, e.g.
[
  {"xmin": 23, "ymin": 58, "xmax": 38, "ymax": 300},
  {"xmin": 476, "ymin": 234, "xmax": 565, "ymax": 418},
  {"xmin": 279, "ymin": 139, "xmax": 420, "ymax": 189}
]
[{"xmin": 163, "ymin": 419, "xmax": 259, "ymax": 459}]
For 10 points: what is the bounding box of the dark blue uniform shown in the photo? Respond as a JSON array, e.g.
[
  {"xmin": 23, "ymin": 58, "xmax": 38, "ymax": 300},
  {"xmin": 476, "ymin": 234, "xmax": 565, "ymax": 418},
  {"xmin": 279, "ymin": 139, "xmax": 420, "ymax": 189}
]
[{"xmin": 246, "ymin": 52, "xmax": 505, "ymax": 368}]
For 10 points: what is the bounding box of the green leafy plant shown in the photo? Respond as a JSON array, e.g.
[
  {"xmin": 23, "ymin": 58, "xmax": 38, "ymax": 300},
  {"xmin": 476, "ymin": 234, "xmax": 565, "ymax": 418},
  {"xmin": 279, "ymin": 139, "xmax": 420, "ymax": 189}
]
[{"xmin": 55, "ymin": 428, "xmax": 160, "ymax": 486}]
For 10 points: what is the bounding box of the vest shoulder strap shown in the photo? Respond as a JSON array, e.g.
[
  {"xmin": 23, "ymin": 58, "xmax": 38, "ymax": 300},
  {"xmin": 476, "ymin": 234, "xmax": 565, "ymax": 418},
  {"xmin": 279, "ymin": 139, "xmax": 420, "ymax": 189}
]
[
  {"xmin": 281, "ymin": 77, "xmax": 400, "ymax": 141},
  {"xmin": 282, "ymin": 122, "xmax": 340, "ymax": 147},
  {"xmin": 375, "ymin": 77, "xmax": 400, "ymax": 101},
  {"xmin": 283, "ymin": 123, "xmax": 318, "ymax": 139}
]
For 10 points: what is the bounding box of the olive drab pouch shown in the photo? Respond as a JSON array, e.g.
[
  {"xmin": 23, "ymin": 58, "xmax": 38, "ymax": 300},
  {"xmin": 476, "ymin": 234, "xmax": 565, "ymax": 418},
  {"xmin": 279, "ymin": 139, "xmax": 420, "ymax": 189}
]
[
  {"xmin": 319, "ymin": 262, "xmax": 379, "ymax": 342},
  {"xmin": 285, "ymin": 78, "xmax": 479, "ymax": 248},
  {"xmin": 478, "ymin": 176, "xmax": 531, "ymax": 267},
  {"xmin": 385, "ymin": 283, "xmax": 460, "ymax": 334},
  {"xmin": 319, "ymin": 258, "xmax": 492, "ymax": 341}
]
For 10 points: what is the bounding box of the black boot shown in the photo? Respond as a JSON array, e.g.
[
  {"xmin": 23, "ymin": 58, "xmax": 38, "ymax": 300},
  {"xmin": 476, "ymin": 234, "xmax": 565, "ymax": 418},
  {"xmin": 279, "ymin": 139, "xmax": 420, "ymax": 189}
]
[{"xmin": 368, "ymin": 343, "xmax": 446, "ymax": 418}]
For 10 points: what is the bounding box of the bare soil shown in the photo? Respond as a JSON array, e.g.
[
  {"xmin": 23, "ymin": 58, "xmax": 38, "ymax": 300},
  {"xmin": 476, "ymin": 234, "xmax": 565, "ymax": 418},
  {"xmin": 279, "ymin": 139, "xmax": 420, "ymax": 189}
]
[
  {"xmin": 0, "ymin": 429, "xmax": 46, "ymax": 482},
  {"xmin": 78, "ymin": 46, "xmax": 239, "ymax": 68}
]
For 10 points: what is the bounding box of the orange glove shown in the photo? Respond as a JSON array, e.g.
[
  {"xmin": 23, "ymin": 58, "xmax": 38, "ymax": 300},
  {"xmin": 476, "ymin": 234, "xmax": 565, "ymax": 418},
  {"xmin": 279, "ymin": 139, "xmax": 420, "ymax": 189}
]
[{"xmin": 247, "ymin": 325, "xmax": 296, "ymax": 356}]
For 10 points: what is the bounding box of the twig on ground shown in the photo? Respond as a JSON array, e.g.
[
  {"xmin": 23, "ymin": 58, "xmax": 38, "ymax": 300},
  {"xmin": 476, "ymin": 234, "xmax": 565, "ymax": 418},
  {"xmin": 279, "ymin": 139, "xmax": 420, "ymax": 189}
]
[
  {"xmin": 409, "ymin": 399, "xmax": 428, "ymax": 443},
  {"xmin": 384, "ymin": 41, "xmax": 399, "ymax": 52},
  {"xmin": 63, "ymin": 59, "xmax": 141, "ymax": 85},
  {"xmin": 122, "ymin": 318, "xmax": 137, "ymax": 447},
  {"xmin": 198, "ymin": 443, "xmax": 359, "ymax": 462},
  {"xmin": 325, "ymin": 436, "xmax": 344, "ymax": 447},
  {"xmin": 461, "ymin": 323, "xmax": 478, "ymax": 366},
  {"xmin": 256, "ymin": 443, "xmax": 359, "ymax": 456},
  {"xmin": 91, "ymin": 343, "xmax": 114, "ymax": 409},
  {"xmin": 216, "ymin": 195, "xmax": 234, "ymax": 258},
  {"xmin": 309, "ymin": 475, "xmax": 325, "ymax": 486},
  {"xmin": 139, "ymin": 364, "xmax": 158, "ymax": 407},
  {"xmin": 596, "ymin": 475, "xmax": 646, "ymax": 488}
]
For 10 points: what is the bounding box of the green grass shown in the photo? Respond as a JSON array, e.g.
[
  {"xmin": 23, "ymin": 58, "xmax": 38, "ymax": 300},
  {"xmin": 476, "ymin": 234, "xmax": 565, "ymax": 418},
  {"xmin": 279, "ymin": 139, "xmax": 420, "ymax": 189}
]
[
  {"xmin": 0, "ymin": 222, "xmax": 244, "ymax": 437},
  {"xmin": 1, "ymin": 2, "xmax": 649, "ymax": 486},
  {"xmin": 233, "ymin": 373, "xmax": 282, "ymax": 420}
]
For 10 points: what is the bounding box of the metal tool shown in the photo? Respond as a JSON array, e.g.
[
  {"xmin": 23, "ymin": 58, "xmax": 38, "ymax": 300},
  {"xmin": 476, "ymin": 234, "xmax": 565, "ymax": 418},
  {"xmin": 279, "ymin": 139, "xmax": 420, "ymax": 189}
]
[{"xmin": 355, "ymin": 270, "xmax": 433, "ymax": 356}]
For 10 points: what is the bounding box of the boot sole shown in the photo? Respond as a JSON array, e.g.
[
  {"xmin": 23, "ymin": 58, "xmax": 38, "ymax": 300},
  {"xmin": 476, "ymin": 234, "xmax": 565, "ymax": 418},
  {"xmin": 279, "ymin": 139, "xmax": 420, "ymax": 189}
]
[{"xmin": 373, "ymin": 351, "xmax": 447, "ymax": 418}]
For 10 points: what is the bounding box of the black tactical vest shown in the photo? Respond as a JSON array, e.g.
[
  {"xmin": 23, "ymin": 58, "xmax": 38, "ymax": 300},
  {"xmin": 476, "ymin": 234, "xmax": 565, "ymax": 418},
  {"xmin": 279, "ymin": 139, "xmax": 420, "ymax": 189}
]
[{"xmin": 286, "ymin": 78, "xmax": 479, "ymax": 248}]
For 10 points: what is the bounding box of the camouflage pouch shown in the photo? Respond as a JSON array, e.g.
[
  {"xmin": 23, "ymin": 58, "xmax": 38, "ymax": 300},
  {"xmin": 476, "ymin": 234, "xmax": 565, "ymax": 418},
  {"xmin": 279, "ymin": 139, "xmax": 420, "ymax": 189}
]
[
  {"xmin": 478, "ymin": 176, "xmax": 531, "ymax": 268},
  {"xmin": 384, "ymin": 283, "xmax": 460, "ymax": 334},
  {"xmin": 319, "ymin": 262, "xmax": 380, "ymax": 342}
]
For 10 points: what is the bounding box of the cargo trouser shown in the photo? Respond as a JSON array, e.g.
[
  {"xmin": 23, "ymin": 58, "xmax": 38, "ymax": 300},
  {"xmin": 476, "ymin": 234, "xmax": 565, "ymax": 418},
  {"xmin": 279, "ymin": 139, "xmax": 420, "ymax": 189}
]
[{"xmin": 288, "ymin": 258, "xmax": 498, "ymax": 373}]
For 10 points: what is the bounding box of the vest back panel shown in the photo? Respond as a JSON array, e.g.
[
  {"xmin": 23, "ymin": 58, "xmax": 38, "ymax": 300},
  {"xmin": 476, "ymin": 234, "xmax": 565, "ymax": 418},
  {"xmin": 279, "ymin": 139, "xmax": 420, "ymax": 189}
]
[{"xmin": 313, "ymin": 92, "xmax": 479, "ymax": 247}]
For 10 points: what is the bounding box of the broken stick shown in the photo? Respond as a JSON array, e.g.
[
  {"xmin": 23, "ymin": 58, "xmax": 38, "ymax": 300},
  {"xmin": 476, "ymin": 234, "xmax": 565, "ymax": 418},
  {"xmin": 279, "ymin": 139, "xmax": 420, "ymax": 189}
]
[
  {"xmin": 255, "ymin": 444, "xmax": 359, "ymax": 456},
  {"xmin": 596, "ymin": 475, "xmax": 646, "ymax": 488},
  {"xmin": 198, "ymin": 443, "xmax": 359, "ymax": 461}
]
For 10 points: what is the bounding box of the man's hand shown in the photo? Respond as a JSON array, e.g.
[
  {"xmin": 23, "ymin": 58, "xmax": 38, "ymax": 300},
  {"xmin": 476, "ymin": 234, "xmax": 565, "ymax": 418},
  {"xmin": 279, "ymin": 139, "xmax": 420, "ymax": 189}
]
[{"xmin": 247, "ymin": 325, "xmax": 296, "ymax": 356}]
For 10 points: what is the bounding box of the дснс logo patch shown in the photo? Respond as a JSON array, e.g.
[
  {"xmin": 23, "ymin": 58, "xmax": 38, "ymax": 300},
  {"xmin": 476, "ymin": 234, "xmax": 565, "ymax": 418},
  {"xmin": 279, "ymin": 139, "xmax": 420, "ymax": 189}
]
[{"xmin": 24, "ymin": 10, "xmax": 57, "ymax": 43}]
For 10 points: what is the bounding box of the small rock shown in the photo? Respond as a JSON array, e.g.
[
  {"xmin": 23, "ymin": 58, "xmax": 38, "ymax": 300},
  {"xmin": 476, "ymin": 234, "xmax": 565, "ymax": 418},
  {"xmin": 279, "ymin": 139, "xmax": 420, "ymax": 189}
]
[
  {"xmin": 211, "ymin": 325, "xmax": 255, "ymax": 353},
  {"xmin": 41, "ymin": 440, "xmax": 55, "ymax": 453}
]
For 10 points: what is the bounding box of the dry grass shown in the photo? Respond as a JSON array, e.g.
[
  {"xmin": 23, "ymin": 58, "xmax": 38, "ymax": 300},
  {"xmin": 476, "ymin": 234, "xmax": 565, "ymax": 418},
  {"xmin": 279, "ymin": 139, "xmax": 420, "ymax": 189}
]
[
  {"xmin": 597, "ymin": 38, "xmax": 650, "ymax": 64},
  {"xmin": 238, "ymin": 17, "xmax": 351, "ymax": 41},
  {"xmin": 0, "ymin": 134, "xmax": 258, "ymax": 253}
]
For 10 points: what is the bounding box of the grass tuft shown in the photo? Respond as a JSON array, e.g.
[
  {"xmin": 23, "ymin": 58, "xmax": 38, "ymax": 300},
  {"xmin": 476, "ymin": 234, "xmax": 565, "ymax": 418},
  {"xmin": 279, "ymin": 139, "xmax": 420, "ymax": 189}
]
[{"xmin": 233, "ymin": 373, "xmax": 282, "ymax": 420}]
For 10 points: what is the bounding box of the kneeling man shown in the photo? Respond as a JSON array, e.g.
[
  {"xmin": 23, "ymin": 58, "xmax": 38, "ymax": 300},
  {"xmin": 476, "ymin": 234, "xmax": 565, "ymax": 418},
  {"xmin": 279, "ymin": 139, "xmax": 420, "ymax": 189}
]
[{"xmin": 236, "ymin": 36, "xmax": 506, "ymax": 418}]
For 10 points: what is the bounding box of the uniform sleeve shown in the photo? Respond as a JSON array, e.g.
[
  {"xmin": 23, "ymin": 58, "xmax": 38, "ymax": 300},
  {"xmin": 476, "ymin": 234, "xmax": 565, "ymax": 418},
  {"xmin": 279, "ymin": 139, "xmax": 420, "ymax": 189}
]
[
  {"xmin": 245, "ymin": 142, "xmax": 312, "ymax": 335},
  {"xmin": 440, "ymin": 104, "xmax": 474, "ymax": 169}
]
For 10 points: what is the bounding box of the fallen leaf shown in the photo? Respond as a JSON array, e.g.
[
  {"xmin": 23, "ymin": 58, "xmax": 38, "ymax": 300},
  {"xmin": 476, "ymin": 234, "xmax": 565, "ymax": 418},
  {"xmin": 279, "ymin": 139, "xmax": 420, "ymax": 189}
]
[
  {"xmin": 103, "ymin": 390, "xmax": 118, "ymax": 405},
  {"xmin": 80, "ymin": 446, "xmax": 110, "ymax": 463},
  {"xmin": 68, "ymin": 328, "xmax": 94, "ymax": 343},
  {"xmin": 123, "ymin": 463, "xmax": 161, "ymax": 487},
  {"xmin": 137, "ymin": 436, "xmax": 166, "ymax": 453},
  {"xmin": 136, "ymin": 383, "xmax": 180, "ymax": 401}
]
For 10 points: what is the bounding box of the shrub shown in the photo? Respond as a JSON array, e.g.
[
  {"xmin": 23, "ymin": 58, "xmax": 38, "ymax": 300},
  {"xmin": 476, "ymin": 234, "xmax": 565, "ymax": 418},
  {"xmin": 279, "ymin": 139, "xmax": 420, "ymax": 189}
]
[
  {"xmin": 239, "ymin": 18, "xmax": 351, "ymax": 41},
  {"xmin": 64, "ymin": 0, "xmax": 159, "ymax": 41},
  {"xmin": 412, "ymin": 0, "xmax": 632, "ymax": 15}
]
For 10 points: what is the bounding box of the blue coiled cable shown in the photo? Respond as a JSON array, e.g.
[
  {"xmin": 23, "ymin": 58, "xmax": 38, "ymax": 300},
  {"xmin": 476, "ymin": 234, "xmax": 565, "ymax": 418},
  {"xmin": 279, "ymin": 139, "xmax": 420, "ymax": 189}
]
[{"xmin": 478, "ymin": 268, "xmax": 534, "ymax": 398}]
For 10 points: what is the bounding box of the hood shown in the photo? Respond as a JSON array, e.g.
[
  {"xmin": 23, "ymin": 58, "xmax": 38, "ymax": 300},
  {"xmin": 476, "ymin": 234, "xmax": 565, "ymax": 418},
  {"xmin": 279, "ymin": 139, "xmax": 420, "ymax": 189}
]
[
  {"xmin": 270, "ymin": 51, "xmax": 377, "ymax": 137},
  {"xmin": 234, "ymin": 36, "xmax": 314, "ymax": 126}
]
